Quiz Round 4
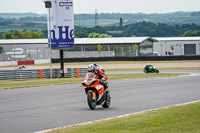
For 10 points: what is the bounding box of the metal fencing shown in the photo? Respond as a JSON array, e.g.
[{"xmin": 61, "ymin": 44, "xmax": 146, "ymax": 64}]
[
  {"xmin": 0, "ymin": 68, "xmax": 87, "ymax": 80},
  {"xmin": 52, "ymin": 55, "xmax": 200, "ymax": 63}
]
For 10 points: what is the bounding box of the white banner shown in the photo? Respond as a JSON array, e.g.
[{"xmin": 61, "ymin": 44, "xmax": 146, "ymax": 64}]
[{"xmin": 47, "ymin": 0, "xmax": 74, "ymax": 49}]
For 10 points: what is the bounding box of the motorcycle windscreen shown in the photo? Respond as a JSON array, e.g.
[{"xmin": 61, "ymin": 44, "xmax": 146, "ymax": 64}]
[{"xmin": 85, "ymin": 72, "xmax": 95, "ymax": 83}]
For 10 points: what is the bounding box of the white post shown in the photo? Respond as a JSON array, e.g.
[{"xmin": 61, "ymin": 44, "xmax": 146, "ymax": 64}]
[
  {"xmin": 160, "ymin": 44, "xmax": 162, "ymax": 56},
  {"xmin": 48, "ymin": 8, "xmax": 52, "ymax": 79}
]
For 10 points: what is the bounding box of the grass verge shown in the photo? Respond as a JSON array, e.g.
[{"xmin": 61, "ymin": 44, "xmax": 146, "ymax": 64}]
[
  {"xmin": 48, "ymin": 102, "xmax": 200, "ymax": 133},
  {"xmin": 0, "ymin": 73, "xmax": 187, "ymax": 90},
  {"xmin": 0, "ymin": 78, "xmax": 83, "ymax": 90}
]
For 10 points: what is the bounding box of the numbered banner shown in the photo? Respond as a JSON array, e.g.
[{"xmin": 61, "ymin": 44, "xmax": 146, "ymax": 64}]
[{"xmin": 47, "ymin": 0, "xmax": 74, "ymax": 49}]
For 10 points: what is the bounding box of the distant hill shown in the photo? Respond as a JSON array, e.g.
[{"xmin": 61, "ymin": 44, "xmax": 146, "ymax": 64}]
[
  {"xmin": 74, "ymin": 11, "xmax": 200, "ymax": 27},
  {"xmin": 0, "ymin": 13, "xmax": 45, "ymax": 18},
  {"xmin": 1, "ymin": 11, "xmax": 200, "ymax": 27},
  {"xmin": 0, "ymin": 11, "xmax": 200, "ymax": 38}
]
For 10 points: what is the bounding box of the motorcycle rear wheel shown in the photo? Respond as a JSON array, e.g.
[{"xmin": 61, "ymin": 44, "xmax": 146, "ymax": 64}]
[{"xmin": 87, "ymin": 90, "xmax": 96, "ymax": 110}]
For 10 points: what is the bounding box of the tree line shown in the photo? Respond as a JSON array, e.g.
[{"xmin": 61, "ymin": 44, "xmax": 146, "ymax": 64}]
[
  {"xmin": 1, "ymin": 21, "xmax": 200, "ymax": 39},
  {"xmin": 75, "ymin": 21, "xmax": 200, "ymax": 38},
  {"xmin": 3, "ymin": 30, "xmax": 43, "ymax": 39}
]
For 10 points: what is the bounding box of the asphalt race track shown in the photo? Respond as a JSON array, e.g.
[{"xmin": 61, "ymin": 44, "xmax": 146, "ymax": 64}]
[{"xmin": 0, "ymin": 70, "xmax": 200, "ymax": 133}]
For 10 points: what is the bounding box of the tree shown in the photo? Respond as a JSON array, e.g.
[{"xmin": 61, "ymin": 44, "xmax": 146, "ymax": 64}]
[
  {"xmin": 133, "ymin": 44, "xmax": 138, "ymax": 56},
  {"xmin": 11, "ymin": 29, "xmax": 22, "ymax": 39},
  {"xmin": 88, "ymin": 32, "xmax": 101, "ymax": 38},
  {"xmin": 31, "ymin": 30, "xmax": 44, "ymax": 38},
  {"xmin": 100, "ymin": 33, "xmax": 112, "ymax": 38},
  {"xmin": 22, "ymin": 30, "xmax": 32, "ymax": 39},
  {"xmin": 88, "ymin": 32, "xmax": 112, "ymax": 38},
  {"xmin": 0, "ymin": 46, "xmax": 4, "ymax": 54},
  {"xmin": 97, "ymin": 44, "xmax": 102, "ymax": 55},
  {"xmin": 27, "ymin": 52, "xmax": 32, "ymax": 59},
  {"xmin": 4, "ymin": 29, "xmax": 44, "ymax": 39},
  {"xmin": 75, "ymin": 32, "xmax": 87, "ymax": 38},
  {"xmin": 170, "ymin": 45, "xmax": 174, "ymax": 55},
  {"xmin": 170, "ymin": 45, "xmax": 174, "ymax": 51},
  {"xmin": 4, "ymin": 32, "xmax": 12, "ymax": 39},
  {"xmin": 180, "ymin": 30, "xmax": 200, "ymax": 37}
]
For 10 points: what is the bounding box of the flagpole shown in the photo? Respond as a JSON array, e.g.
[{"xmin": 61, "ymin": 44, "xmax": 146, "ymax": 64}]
[{"xmin": 44, "ymin": 0, "xmax": 53, "ymax": 79}]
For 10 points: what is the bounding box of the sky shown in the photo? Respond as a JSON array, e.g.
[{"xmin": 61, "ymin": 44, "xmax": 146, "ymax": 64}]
[{"xmin": 0, "ymin": 0, "xmax": 200, "ymax": 14}]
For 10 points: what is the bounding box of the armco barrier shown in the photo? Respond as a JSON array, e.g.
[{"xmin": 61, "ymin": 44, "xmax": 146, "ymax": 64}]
[
  {"xmin": 52, "ymin": 55, "xmax": 200, "ymax": 63},
  {"xmin": 0, "ymin": 68, "xmax": 87, "ymax": 80},
  {"xmin": 0, "ymin": 69, "xmax": 39, "ymax": 80}
]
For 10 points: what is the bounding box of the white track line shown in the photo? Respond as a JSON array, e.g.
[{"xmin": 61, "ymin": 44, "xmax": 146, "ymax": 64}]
[
  {"xmin": 179, "ymin": 74, "xmax": 200, "ymax": 77},
  {"xmin": 34, "ymin": 100, "xmax": 200, "ymax": 133}
]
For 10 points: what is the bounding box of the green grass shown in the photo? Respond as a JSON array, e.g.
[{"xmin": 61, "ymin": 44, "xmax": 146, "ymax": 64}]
[
  {"xmin": 0, "ymin": 78, "xmax": 83, "ymax": 90},
  {"xmin": 48, "ymin": 102, "xmax": 200, "ymax": 133},
  {"xmin": 0, "ymin": 73, "xmax": 187, "ymax": 90}
]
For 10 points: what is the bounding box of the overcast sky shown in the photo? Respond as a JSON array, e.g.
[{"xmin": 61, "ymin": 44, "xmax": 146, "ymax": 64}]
[{"xmin": 0, "ymin": 0, "xmax": 199, "ymax": 14}]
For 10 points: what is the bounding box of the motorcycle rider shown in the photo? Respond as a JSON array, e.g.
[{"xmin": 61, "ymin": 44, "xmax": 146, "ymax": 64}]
[
  {"xmin": 87, "ymin": 64, "xmax": 109, "ymax": 91},
  {"xmin": 145, "ymin": 63, "xmax": 153, "ymax": 72}
]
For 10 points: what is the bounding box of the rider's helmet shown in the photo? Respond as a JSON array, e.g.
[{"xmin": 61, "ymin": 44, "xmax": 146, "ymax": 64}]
[{"xmin": 87, "ymin": 64, "xmax": 95, "ymax": 72}]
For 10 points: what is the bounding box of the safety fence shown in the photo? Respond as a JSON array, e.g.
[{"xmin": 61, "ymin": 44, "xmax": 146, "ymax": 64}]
[
  {"xmin": 0, "ymin": 68, "xmax": 87, "ymax": 80},
  {"xmin": 52, "ymin": 55, "xmax": 200, "ymax": 63}
]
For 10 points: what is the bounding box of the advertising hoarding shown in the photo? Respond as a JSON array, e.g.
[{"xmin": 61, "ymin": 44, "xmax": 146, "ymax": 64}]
[{"xmin": 47, "ymin": 0, "xmax": 74, "ymax": 49}]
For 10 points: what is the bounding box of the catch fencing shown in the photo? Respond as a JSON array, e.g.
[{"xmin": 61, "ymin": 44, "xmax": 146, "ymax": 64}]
[
  {"xmin": 0, "ymin": 68, "xmax": 87, "ymax": 80},
  {"xmin": 52, "ymin": 55, "xmax": 200, "ymax": 63}
]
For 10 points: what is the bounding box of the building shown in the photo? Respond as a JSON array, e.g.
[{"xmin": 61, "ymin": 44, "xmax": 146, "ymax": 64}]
[
  {"xmin": 0, "ymin": 37, "xmax": 156, "ymax": 61},
  {"xmin": 153, "ymin": 37, "xmax": 200, "ymax": 56},
  {"xmin": 1, "ymin": 37, "xmax": 200, "ymax": 62}
]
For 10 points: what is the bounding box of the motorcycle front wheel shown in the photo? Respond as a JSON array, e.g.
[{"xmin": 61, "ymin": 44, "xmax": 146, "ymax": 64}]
[{"xmin": 87, "ymin": 90, "xmax": 96, "ymax": 110}]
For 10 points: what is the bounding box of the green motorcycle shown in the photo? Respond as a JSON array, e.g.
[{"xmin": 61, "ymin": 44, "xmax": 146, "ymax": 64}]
[{"xmin": 144, "ymin": 65, "xmax": 159, "ymax": 73}]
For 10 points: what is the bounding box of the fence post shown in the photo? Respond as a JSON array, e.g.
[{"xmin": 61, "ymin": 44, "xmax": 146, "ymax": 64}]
[
  {"xmin": 39, "ymin": 69, "xmax": 43, "ymax": 79},
  {"xmin": 76, "ymin": 68, "xmax": 79, "ymax": 78}
]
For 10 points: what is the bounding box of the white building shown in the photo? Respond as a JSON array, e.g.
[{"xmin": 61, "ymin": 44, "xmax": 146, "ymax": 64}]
[
  {"xmin": 0, "ymin": 37, "xmax": 156, "ymax": 61},
  {"xmin": 0, "ymin": 37, "xmax": 200, "ymax": 62},
  {"xmin": 153, "ymin": 37, "xmax": 200, "ymax": 56}
]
